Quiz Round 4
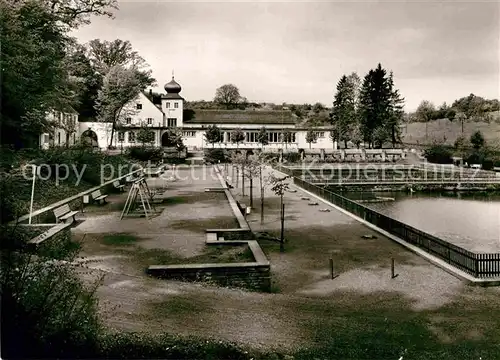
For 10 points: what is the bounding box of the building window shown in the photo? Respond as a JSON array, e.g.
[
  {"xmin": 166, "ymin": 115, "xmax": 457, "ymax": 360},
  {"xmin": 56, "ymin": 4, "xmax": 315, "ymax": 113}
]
[
  {"xmin": 57, "ymin": 132, "xmax": 61, "ymax": 145},
  {"xmin": 183, "ymin": 131, "xmax": 196, "ymax": 137},
  {"xmin": 166, "ymin": 102, "xmax": 170, "ymax": 108},
  {"xmin": 118, "ymin": 132, "xmax": 125, "ymax": 142},
  {"xmin": 245, "ymin": 132, "xmax": 258, "ymax": 143},
  {"xmin": 44, "ymin": 134, "xmax": 50, "ymax": 143},
  {"xmin": 128, "ymin": 131, "xmax": 135, "ymax": 143},
  {"xmin": 174, "ymin": 102, "xmax": 179, "ymax": 109},
  {"xmin": 167, "ymin": 118, "xmax": 177, "ymax": 127},
  {"xmin": 147, "ymin": 118, "xmax": 153, "ymax": 125},
  {"xmin": 136, "ymin": 103, "xmax": 142, "ymax": 110},
  {"xmin": 315, "ymin": 132, "xmax": 325, "ymax": 138},
  {"xmin": 126, "ymin": 117, "xmax": 132, "ymax": 124},
  {"xmin": 268, "ymin": 132, "xmax": 280, "ymax": 143}
]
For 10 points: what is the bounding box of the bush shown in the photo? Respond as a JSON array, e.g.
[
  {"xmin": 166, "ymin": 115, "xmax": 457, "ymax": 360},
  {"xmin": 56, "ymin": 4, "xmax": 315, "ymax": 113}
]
[
  {"xmin": 482, "ymin": 159, "xmax": 494, "ymax": 170},
  {"xmin": 423, "ymin": 144, "xmax": 453, "ymax": 164},
  {"xmin": 204, "ymin": 148, "xmax": 228, "ymax": 164},
  {"xmin": 282, "ymin": 152, "xmax": 301, "ymax": 163},
  {"xmin": 126, "ymin": 146, "xmax": 163, "ymax": 163}
]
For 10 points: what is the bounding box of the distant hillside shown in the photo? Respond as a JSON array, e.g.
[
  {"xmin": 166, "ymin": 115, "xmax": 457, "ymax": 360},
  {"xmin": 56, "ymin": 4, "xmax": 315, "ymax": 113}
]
[{"xmin": 402, "ymin": 115, "xmax": 500, "ymax": 148}]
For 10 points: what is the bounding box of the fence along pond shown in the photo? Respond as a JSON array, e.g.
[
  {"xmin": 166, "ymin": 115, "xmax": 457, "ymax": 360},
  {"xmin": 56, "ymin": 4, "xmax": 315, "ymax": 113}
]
[{"xmin": 291, "ymin": 174, "xmax": 500, "ymax": 279}]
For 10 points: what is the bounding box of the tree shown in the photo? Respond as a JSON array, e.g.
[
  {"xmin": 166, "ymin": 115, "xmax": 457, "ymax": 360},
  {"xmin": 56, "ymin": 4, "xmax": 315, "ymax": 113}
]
[
  {"xmin": 415, "ymin": 100, "xmax": 436, "ymax": 140},
  {"xmin": 329, "ymin": 128, "xmax": 338, "ymax": 149},
  {"xmin": 312, "ymin": 102, "xmax": 325, "ymax": 113},
  {"xmin": 230, "ymin": 128, "xmax": 245, "ymax": 148},
  {"xmin": 214, "ymin": 84, "xmax": 241, "ymax": 109},
  {"xmin": 358, "ymin": 64, "xmax": 402, "ymax": 148},
  {"xmin": 137, "ymin": 125, "xmax": 155, "ymax": 146},
  {"xmin": 470, "ymin": 131, "xmax": 485, "ymax": 150},
  {"xmin": 162, "ymin": 128, "xmax": 184, "ymax": 150},
  {"xmin": 243, "ymin": 155, "xmax": 262, "ymax": 209},
  {"xmin": 305, "ymin": 129, "xmax": 317, "ymax": 149},
  {"xmin": 331, "ymin": 75, "xmax": 357, "ymax": 148},
  {"xmin": 257, "ymin": 127, "xmax": 269, "ymax": 149},
  {"xmin": 95, "ymin": 65, "xmax": 144, "ymax": 147},
  {"xmin": 204, "ymin": 124, "xmax": 222, "ymax": 147},
  {"xmin": 386, "ymin": 71, "xmax": 405, "ymax": 147},
  {"xmin": 282, "ymin": 129, "xmax": 293, "ymax": 149},
  {"xmin": 455, "ymin": 112, "xmax": 467, "ymax": 134}
]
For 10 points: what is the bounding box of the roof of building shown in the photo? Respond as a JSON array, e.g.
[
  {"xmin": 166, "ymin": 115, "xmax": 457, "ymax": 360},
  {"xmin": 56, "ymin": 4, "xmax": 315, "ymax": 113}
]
[
  {"xmin": 184, "ymin": 110, "xmax": 296, "ymax": 125},
  {"xmin": 161, "ymin": 93, "xmax": 184, "ymax": 100},
  {"xmin": 164, "ymin": 76, "xmax": 182, "ymax": 94}
]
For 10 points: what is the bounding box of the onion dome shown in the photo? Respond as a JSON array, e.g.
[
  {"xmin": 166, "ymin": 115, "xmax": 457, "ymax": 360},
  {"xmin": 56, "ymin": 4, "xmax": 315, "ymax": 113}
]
[{"xmin": 164, "ymin": 76, "xmax": 181, "ymax": 93}]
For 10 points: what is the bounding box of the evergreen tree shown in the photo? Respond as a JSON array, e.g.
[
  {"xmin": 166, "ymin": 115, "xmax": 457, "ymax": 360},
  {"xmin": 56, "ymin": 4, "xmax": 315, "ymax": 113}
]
[
  {"xmin": 257, "ymin": 127, "xmax": 269, "ymax": 149},
  {"xmin": 387, "ymin": 71, "xmax": 405, "ymax": 147},
  {"xmin": 331, "ymin": 75, "xmax": 357, "ymax": 148},
  {"xmin": 358, "ymin": 64, "xmax": 401, "ymax": 148}
]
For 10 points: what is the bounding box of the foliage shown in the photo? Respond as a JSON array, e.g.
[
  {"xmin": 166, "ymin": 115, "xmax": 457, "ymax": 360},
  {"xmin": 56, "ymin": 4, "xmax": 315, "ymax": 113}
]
[
  {"xmin": 214, "ymin": 84, "xmax": 241, "ymax": 109},
  {"xmin": 358, "ymin": 64, "xmax": 404, "ymax": 148},
  {"xmin": 423, "ymin": 144, "xmax": 453, "ymax": 164},
  {"xmin": 204, "ymin": 124, "xmax": 222, "ymax": 147},
  {"xmin": 161, "ymin": 128, "xmax": 185, "ymax": 150},
  {"xmin": 282, "ymin": 152, "xmax": 301, "ymax": 163},
  {"xmin": 230, "ymin": 128, "xmax": 245, "ymax": 147},
  {"xmin": 331, "ymin": 73, "xmax": 358, "ymax": 148},
  {"xmin": 257, "ymin": 127, "xmax": 269, "ymax": 147},
  {"xmin": 126, "ymin": 146, "xmax": 163, "ymax": 162},
  {"xmin": 415, "ymin": 101, "xmax": 436, "ymax": 123},
  {"xmin": 305, "ymin": 129, "xmax": 317, "ymax": 148},
  {"xmin": 282, "ymin": 129, "xmax": 293, "ymax": 146},
  {"xmin": 470, "ymin": 130, "xmax": 485, "ymax": 150},
  {"xmin": 203, "ymin": 148, "xmax": 228, "ymax": 164},
  {"xmin": 95, "ymin": 65, "xmax": 145, "ymax": 147},
  {"xmin": 136, "ymin": 125, "xmax": 155, "ymax": 146}
]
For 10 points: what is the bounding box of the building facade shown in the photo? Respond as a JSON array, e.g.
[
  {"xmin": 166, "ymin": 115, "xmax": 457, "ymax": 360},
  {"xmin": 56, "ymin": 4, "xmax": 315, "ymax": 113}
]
[
  {"xmin": 55, "ymin": 77, "xmax": 337, "ymax": 151},
  {"xmin": 40, "ymin": 107, "xmax": 79, "ymax": 149}
]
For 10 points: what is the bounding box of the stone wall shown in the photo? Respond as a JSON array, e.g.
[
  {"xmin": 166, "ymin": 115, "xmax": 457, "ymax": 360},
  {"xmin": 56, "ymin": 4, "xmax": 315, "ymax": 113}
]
[{"xmin": 148, "ymin": 262, "xmax": 271, "ymax": 292}]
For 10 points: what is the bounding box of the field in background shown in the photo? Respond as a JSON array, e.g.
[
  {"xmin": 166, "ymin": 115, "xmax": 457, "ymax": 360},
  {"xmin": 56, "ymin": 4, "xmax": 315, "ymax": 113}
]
[{"xmin": 402, "ymin": 116, "xmax": 500, "ymax": 149}]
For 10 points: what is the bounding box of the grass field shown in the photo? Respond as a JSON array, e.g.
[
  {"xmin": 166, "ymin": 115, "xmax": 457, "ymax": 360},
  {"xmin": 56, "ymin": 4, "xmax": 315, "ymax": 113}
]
[{"xmin": 402, "ymin": 116, "xmax": 500, "ymax": 148}]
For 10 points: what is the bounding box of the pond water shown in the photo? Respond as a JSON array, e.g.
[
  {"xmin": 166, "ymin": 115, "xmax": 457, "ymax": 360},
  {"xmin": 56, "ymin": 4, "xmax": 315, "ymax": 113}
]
[{"xmin": 345, "ymin": 192, "xmax": 500, "ymax": 253}]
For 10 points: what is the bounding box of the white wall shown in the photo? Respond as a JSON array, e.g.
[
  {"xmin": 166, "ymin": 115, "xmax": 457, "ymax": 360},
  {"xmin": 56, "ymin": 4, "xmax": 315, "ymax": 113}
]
[
  {"xmin": 160, "ymin": 98, "xmax": 184, "ymax": 126},
  {"xmin": 120, "ymin": 92, "xmax": 164, "ymax": 127}
]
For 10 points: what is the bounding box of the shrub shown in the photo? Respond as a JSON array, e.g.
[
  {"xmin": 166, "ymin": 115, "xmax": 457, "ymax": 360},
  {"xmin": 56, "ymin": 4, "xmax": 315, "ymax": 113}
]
[
  {"xmin": 126, "ymin": 146, "xmax": 163, "ymax": 163},
  {"xmin": 423, "ymin": 144, "xmax": 453, "ymax": 164},
  {"xmin": 482, "ymin": 159, "xmax": 494, "ymax": 170},
  {"xmin": 282, "ymin": 152, "xmax": 301, "ymax": 163},
  {"xmin": 204, "ymin": 148, "xmax": 228, "ymax": 163}
]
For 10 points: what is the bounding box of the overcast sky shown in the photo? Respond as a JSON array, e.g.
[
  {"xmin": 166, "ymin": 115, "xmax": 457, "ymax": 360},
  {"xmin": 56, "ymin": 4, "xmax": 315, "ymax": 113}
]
[{"xmin": 73, "ymin": 0, "xmax": 499, "ymax": 111}]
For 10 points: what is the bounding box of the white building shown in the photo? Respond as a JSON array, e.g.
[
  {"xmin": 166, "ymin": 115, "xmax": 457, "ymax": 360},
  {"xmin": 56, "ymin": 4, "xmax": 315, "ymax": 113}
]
[{"xmin": 74, "ymin": 77, "xmax": 337, "ymax": 151}]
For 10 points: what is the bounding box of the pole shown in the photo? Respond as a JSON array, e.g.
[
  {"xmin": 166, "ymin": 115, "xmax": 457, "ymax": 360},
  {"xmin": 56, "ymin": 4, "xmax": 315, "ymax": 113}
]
[
  {"xmin": 330, "ymin": 258, "xmax": 334, "ymax": 279},
  {"xmin": 260, "ymin": 165, "xmax": 264, "ymax": 224},
  {"xmin": 236, "ymin": 166, "xmax": 239, "ymax": 188},
  {"xmin": 280, "ymin": 202, "xmax": 285, "ymax": 252},
  {"xmin": 242, "ymin": 162, "xmax": 245, "ymax": 196},
  {"xmin": 29, "ymin": 165, "xmax": 37, "ymax": 224},
  {"xmin": 250, "ymin": 176, "xmax": 253, "ymax": 208}
]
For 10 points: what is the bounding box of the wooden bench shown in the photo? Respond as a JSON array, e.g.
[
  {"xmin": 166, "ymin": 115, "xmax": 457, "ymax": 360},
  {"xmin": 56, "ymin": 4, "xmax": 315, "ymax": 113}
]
[
  {"xmin": 29, "ymin": 223, "xmax": 72, "ymax": 245},
  {"xmin": 53, "ymin": 204, "xmax": 79, "ymax": 224},
  {"xmin": 91, "ymin": 189, "xmax": 108, "ymax": 204},
  {"xmin": 113, "ymin": 180, "xmax": 125, "ymax": 192}
]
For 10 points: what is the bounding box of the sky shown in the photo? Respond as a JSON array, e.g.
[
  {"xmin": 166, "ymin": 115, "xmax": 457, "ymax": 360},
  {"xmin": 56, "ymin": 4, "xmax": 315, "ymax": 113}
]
[{"xmin": 72, "ymin": 0, "xmax": 500, "ymax": 111}]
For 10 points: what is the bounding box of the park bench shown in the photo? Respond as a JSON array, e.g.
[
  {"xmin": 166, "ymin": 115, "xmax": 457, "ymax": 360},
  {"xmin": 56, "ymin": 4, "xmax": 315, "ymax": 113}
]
[
  {"xmin": 53, "ymin": 204, "xmax": 79, "ymax": 224},
  {"xmin": 29, "ymin": 223, "xmax": 71, "ymax": 245},
  {"xmin": 91, "ymin": 189, "xmax": 108, "ymax": 204},
  {"xmin": 113, "ymin": 180, "xmax": 125, "ymax": 192}
]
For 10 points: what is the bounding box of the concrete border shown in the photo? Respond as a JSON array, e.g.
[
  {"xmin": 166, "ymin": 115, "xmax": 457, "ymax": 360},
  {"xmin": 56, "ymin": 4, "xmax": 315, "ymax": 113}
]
[
  {"xmin": 147, "ymin": 165, "xmax": 271, "ymax": 292},
  {"xmin": 271, "ymin": 165, "xmax": 500, "ymax": 286},
  {"xmin": 292, "ymin": 181, "xmax": 500, "ymax": 287}
]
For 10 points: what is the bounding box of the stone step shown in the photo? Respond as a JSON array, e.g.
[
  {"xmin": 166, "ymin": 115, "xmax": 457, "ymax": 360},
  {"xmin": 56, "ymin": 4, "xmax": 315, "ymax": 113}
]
[{"xmin": 206, "ymin": 233, "xmax": 217, "ymax": 242}]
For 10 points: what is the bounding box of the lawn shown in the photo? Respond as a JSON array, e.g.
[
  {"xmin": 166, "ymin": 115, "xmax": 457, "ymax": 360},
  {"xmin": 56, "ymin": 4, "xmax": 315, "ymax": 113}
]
[{"xmin": 402, "ymin": 118, "xmax": 500, "ymax": 148}]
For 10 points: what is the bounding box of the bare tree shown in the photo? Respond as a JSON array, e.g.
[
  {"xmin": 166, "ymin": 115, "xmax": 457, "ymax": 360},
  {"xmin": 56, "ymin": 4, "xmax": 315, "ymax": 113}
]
[{"xmin": 269, "ymin": 173, "xmax": 291, "ymax": 252}]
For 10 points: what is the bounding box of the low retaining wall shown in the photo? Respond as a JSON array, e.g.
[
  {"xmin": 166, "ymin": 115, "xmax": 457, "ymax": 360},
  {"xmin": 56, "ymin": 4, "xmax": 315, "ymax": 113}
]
[{"xmin": 148, "ymin": 165, "xmax": 271, "ymax": 292}]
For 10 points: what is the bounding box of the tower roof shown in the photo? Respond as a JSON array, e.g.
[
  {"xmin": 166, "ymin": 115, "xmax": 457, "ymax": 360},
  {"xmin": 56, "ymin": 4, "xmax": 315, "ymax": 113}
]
[{"xmin": 164, "ymin": 76, "xmax": 181, "ymax": 94}]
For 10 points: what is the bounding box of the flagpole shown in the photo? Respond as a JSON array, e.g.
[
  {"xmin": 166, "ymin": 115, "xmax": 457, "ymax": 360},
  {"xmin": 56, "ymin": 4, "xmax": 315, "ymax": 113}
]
[{"xmin": 29, "ymin": 165, "xmax": 37, "ymax": 224}]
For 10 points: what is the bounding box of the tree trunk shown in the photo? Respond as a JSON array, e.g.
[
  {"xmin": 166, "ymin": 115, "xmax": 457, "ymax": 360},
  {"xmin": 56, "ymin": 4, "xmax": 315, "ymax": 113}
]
[
  {"xmin": 344, "ymin": 140, "xmax": 347, "ymax": 149},
  {"xmin": 242, "ymin": 163, "xmax": 245, "ymax": 196},
  {"xmin": 260, "ymin": 165, "xmax": 264, "ymax": 224},
  {"xmin": 280, "ymin": 199, "xmax": 285, "ymax": 253},
  {"xmin": 250, "ymin": 176, "xmax": 253, "ymax": 208}
]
